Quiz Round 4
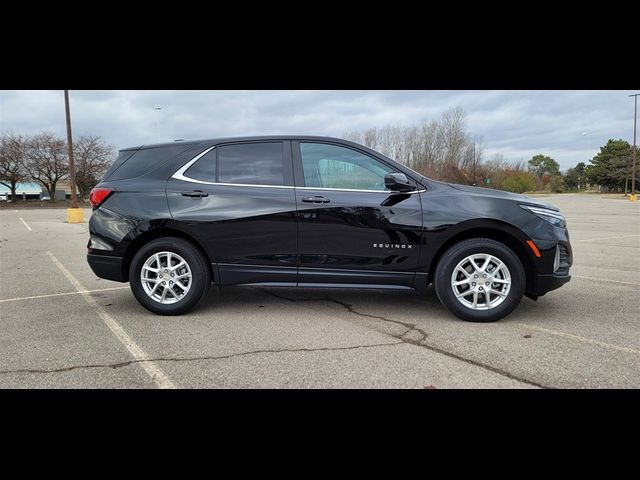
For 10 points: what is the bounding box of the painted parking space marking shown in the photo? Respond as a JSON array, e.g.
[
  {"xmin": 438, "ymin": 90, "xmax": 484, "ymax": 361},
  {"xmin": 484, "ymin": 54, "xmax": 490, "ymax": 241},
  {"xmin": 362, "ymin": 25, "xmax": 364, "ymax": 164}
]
[
  {"xmin": 46, "ymin": 251, "xmax": 177, "ymax": 389},
  {"xmin": 19, "ymin": 217, "xmax": 32, "ymax": 231},
  {"xmin": 575, "ymin": 233, "xmax": 639, "ymax": 243},
  {"xmin": 0, "ymin": 286, "xmax": 129, "ymax": 304},
  {"xmin": 514, "ymin": 323, "xmax": 639, "ymax": 355},
  {"xmin": 572, "ymin": 275, "xmax": 639, "ymax": 287}
]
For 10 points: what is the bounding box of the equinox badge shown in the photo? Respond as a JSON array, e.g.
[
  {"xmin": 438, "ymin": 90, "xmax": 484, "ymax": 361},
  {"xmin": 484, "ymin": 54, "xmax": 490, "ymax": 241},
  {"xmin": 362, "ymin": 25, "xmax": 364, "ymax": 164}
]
[{"xmin": 373, "ymin": 243, "xmax": 413, "ymax": 249}]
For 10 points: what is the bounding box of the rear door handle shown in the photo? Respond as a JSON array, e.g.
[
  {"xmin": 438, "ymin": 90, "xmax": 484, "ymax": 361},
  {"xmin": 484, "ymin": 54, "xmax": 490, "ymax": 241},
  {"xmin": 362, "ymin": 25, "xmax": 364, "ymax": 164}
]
[
  {"xmin": 301, "ymin": 196, "xmax": 330, "ymax": 204},
  {"xmin": 181, "ymin": 190, "xmax": 209, "ymax": 198}
]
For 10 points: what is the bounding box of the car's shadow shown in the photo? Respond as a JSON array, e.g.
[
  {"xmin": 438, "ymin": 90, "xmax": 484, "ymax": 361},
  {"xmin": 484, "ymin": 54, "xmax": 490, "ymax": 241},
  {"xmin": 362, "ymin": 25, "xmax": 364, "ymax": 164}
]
[
  {"xmin": 201, "ymin": 284, "xmax": 437, "ymax": 307},
  {"xmin": 106, "ymin": 282, "xmax": 565, "ymax": 326}
]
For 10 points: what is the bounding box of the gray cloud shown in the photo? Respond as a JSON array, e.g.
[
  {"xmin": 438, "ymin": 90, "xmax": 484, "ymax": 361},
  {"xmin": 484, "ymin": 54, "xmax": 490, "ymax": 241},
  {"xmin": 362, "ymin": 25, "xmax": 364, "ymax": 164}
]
[{"xmin": 0, "ymin": 90, "xmax": 636, "ymax": 170}]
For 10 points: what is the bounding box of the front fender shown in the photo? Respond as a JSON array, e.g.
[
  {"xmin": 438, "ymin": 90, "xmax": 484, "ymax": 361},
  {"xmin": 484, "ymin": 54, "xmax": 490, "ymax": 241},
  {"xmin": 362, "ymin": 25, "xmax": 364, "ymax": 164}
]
[{"xmin": 417, "ymin": 217, "xmax": 533, "ymax": 272}]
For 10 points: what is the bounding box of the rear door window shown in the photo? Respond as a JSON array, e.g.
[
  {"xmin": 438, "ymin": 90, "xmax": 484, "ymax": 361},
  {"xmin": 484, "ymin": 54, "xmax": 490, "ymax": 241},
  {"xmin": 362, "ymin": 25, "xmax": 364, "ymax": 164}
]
[{"xmin": 217, "ymin": 142, "xmax": 284, "ymax": 186}]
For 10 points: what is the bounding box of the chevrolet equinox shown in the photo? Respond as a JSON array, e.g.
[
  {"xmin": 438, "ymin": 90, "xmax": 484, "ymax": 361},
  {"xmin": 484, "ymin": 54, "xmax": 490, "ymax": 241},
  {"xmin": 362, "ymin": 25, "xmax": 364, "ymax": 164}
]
[{"xmin": 87, "ymin": 136, "xmax": 572, "ymax": 322}]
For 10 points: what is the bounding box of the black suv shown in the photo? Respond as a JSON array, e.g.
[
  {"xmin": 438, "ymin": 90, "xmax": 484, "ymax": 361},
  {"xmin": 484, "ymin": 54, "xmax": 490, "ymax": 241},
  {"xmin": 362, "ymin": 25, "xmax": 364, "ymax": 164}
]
[{"xmin": 87, "ymin": 136, "xmax": 572, "ymax": 322}]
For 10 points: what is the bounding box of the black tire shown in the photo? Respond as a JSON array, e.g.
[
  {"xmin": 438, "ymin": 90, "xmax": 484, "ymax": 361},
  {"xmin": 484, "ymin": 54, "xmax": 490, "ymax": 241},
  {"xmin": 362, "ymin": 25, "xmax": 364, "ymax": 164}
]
[
  {"xmin": 434, "ymin": 238, "xmax": 525, "ymax": 322},
  {"xmin": 129, "ymin": 237, "xmax": 211, "ymax": 315}
]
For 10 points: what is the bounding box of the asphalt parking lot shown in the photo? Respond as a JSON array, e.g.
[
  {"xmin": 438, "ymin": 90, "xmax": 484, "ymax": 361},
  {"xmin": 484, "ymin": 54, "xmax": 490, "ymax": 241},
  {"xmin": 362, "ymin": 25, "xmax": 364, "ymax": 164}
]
[{"xmin": 0, "ymin": 194, "xmax": 638, "ymax": 388}]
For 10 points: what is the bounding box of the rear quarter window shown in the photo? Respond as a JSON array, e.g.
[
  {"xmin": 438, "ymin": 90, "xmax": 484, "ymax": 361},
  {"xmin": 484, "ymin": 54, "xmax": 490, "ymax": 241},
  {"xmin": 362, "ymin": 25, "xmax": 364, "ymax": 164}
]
[
  {"xmin": 106, "ymin": 145, "xmax": 194, "ymax": 181},
  {"xmin": 102, "ymin": 149, "xmax": 137, "ymax": 180}
]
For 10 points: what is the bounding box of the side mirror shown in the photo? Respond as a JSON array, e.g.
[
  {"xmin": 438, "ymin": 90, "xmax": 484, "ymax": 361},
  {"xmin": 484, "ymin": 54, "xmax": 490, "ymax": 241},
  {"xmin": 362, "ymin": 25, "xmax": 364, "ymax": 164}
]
[{"xmin": 385, "ymin": 173, "xmax": 416, "ymax": 193}]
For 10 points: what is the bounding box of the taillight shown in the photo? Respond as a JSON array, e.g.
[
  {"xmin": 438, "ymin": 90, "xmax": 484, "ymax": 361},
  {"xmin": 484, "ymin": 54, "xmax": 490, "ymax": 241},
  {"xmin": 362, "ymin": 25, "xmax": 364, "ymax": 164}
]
[{"xmin": 89, "ymin": 187, "xmax": 114, "ymax": 208}]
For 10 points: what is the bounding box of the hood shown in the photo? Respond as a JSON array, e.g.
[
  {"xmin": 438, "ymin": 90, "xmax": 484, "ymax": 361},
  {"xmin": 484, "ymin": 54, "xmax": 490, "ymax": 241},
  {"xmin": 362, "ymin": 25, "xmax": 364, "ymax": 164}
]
[{"xmin": 446, "ymin": 182, "xmax": 559, "ymax": 211}]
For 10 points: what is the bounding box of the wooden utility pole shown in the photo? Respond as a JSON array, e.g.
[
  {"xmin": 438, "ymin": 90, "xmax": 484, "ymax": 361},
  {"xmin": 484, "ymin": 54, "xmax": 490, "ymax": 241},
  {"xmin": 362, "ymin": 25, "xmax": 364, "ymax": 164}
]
[
  {"xmin": 472, "ymin": 142, "xmax": 476, "ymax": 185},
  {"xmin": 630, "ymin": 94, "xmax": 638, "ymax": 196},
  {"xmin": 64, "ymin": 90, "xmax": 78, "ymax": 208}
]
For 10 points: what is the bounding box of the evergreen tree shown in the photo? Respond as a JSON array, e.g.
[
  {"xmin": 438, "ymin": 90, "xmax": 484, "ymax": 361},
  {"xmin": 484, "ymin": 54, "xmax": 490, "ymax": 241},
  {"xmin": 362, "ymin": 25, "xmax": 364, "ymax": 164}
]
[{"xmin": 586, "ymin": 139, "xmax": 633, "ymax": 190}]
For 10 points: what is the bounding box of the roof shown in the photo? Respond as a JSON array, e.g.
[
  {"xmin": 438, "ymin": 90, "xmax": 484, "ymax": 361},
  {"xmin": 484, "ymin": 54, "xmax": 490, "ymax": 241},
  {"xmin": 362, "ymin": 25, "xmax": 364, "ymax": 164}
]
[
  {"xmin": 122, "ymin": 135, "xmax": 353, "ymax": 151},
  {"xmin": 0, "ymin": 182, "xmax": 42, "ymax": 193}
]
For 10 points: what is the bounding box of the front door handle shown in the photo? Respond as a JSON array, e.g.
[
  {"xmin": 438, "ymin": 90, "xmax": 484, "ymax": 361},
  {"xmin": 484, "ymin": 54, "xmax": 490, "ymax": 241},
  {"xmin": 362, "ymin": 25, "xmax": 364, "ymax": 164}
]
[
  {"xmin": 181, "ymin": 190, "xmax": 209, "ymax": 198},
  {"xmin": 301, "ymin": 196, "xmax": 330, "ymax": 204}
]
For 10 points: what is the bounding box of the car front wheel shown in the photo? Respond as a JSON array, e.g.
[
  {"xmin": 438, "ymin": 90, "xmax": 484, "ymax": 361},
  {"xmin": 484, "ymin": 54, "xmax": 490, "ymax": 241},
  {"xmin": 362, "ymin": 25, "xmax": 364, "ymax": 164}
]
[
  {"xmin": 434, "ymin": 238, "xmax": 525, "ymax": 322},
  {"xmin": 129, "ymin": 237, "xmax": 211, "ymax": 315}
]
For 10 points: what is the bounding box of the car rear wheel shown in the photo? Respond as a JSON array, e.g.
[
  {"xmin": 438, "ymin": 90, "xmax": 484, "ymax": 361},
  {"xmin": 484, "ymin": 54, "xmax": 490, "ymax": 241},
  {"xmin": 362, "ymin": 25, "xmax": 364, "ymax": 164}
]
[
  {"xmin": 434, "ymin": 238, "xmax": 525, "ymax": 322},
  {"xmin": 129, "ymin": 237, "xmax": 210, "ymax": 315}
]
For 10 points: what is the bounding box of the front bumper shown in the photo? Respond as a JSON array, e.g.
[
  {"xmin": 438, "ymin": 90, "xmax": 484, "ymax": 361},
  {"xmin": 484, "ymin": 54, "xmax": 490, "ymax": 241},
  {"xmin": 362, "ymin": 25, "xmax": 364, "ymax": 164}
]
[
  {"xmin": 525, "ymin": 224, "xmax": 572, "ymax": 299},
  {"xmin": 87, "ymin": 254, "xmax": 126, "ymax": 282},
  {"xmin": 533, "ymin": 273, "xmax": 571, "ymax": 298}
]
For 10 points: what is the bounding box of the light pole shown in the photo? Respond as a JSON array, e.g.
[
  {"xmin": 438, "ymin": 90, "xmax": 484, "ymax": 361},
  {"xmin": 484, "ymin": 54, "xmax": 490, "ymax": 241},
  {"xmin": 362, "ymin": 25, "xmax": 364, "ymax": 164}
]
[
  {"xmin": 581, "ymin": 132, "xmax": 590, "ymax": 192},
  {"xmin": 582, "ymin": 131, "xmax": 590, "ymax": 158},
  {"xmin": 154, "ymin": 104, "xmax": 162, "ymax": 142},
  {"xmin": 630, "ymin": 94, "xmax": 639, "ymax": 199}
]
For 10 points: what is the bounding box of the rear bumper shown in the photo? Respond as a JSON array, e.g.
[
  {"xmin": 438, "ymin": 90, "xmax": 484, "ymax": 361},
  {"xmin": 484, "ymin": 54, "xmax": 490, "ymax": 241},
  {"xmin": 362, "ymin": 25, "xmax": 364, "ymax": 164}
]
[
  {"xmin": 532, "ymin": 273, "xmax": 571, "ymax": 298},
  {"xmin": 87, "ymin": 254, "xmax": 126, "ymax": 282}
]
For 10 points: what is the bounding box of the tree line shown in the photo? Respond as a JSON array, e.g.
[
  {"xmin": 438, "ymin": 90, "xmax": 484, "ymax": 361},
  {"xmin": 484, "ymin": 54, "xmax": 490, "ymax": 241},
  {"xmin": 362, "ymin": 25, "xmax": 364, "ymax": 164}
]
[
  {"xmin": 3, "ymin": 118, "xmax": 634, "ymax": 201},
  {"xmin": 344, "ymin": 107, "xmax": 539, "ymax": 193},
  {"xmin": 540, "ymin": 139, "xmax": 637, "ymax": 193},
  {"xmin": 344, "ymin": 107, "xmax": 637, "ymax": 194},
  {"xmin": 0, "ymin": 132, "xmax": 114, "ymax": 202}
]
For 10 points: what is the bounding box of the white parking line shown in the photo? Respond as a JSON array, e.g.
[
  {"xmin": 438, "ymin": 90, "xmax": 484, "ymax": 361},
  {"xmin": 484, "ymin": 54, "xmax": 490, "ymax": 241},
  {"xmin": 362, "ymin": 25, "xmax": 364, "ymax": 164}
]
[
  {"xmin": 46, "ymin": 251, "xmax": 177, "ymax": 389},
  {"xmin": 572, "ymin": 275, "xmax": 640, "ymax": 287},
  {"xmin": 0, "ymin": 286, "xmax": 129, "ymax": 304},
  {"xmin": 19, "ymin": 217, "xmax": 32, "ymax": 231},
  {"xmin": 575, "ymin": 233, "xmax": 640, "ymax": 242},
  {"xmin": 514, "ymin": 323, "xmax": 640, "ymax": 355}
]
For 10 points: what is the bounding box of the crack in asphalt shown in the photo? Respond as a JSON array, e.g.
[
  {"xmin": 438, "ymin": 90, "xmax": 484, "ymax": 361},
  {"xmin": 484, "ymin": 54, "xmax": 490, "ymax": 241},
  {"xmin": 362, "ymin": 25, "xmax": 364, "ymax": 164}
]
[
  {"xmin": 253, "ymin": 288, "xmax": 429, "ymax": 344},
  {"xmin": 0, "ymin": 341, "xmax": 403, "ymax": 376},
  {"xmin": 253, "ymin": 288, "xmax": 547, "ymax": 389}
]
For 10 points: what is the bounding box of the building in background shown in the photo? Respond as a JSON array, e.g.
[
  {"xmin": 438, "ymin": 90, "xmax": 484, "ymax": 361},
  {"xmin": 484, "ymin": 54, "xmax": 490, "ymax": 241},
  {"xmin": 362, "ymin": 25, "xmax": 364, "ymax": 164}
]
[
  {"xmin": 0, "ymin": 181, "xmax": 79, "ymax": 201},
  {"xmin": 0, "ymin": 182, "xmax": 42, "ymax": 201}
]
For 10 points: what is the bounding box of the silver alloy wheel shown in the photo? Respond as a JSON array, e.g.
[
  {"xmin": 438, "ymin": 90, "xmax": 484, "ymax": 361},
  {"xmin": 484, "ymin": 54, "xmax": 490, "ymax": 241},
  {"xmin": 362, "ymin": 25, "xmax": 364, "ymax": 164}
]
[
  {"xmin": 450, "ymin": 253, "xmax": 511, "ymax": 310},
  {"xmin": 140, "ymin": 251, "xmax": 192, "ymax": 304}
]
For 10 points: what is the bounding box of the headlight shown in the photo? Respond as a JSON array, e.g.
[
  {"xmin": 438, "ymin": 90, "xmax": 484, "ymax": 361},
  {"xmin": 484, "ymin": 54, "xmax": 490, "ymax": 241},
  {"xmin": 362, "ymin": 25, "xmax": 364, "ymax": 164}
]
[{"xmin": 520, "ymin": 204, "xmax": 566, "ymax": 228}]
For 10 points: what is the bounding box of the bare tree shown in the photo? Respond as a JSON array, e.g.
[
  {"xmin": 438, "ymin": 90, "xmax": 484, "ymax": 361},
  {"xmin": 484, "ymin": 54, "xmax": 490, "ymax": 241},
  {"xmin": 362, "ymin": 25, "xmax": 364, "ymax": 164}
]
[
  {"xmin": 24, "ymin": 132, "xmax": 68, "ymax": 201},
  {"xmin": 439, "ymin": 107, "xmax": 472, "ymax": 171},
  {"xmin": 341, "ymin": 107, "xmax": 527, "ymax": 188},
  {"xmin": 74, "ymin": 135, "xmax": 114, "ymax": 201},
  {"xmin": 481, "ymin": 153, "xmax": 509, "ymax": 188},
  {"xmin": 0, "ymin": 134, "xmax": 28, "ymax": 201},
  {"xmin": 363, "ymin": 127, "xmax": 378, "ymax": 150},
  {"xmin": 343, "ymin": 130, "xmax": 363, "ymax": 144}
]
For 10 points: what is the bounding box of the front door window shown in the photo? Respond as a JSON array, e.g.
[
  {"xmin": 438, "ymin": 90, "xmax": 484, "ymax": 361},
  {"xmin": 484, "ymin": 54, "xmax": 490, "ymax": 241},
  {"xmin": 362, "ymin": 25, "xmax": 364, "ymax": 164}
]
[{"xmin": 300, "ymin": 143, "xmax": 393, "ymax": 191}]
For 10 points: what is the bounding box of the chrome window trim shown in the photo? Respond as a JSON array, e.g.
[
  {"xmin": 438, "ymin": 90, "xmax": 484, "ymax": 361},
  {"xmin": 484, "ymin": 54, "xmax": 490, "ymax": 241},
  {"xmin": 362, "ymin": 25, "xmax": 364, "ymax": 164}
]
[
  {"xmin": 172, "ymin": 146, "xmax": 426, "ymax": 194},
  {"xmin": 171, "ymin": 146, "xmax": 293, "ymax": 188},
  {"xmin": 197, "ymin": 181, "xmax": 294, "ymax": 189},
  {"xmin": 171, "ymin": 146, "xmax": 216, "ymax": 184},
  {"xmin": 297, "ymin": 186, "xmax": 426, "ymax": 194}
]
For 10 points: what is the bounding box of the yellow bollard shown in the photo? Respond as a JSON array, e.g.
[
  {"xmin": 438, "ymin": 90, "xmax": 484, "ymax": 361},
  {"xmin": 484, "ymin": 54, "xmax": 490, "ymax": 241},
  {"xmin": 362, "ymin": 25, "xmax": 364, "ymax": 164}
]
[{"xmin": 67, "ymin": 208, "xmax": 85, "ymax": 223}]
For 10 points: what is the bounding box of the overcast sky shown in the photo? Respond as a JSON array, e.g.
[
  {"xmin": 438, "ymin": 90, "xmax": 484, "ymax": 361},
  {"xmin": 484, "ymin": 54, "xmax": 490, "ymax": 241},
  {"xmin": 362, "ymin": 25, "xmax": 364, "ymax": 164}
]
[{"xmin": 0, "ymin": 90, "xmax": 636, "ymax": 170}]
